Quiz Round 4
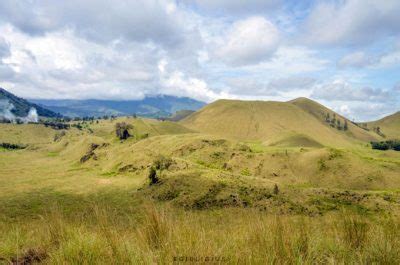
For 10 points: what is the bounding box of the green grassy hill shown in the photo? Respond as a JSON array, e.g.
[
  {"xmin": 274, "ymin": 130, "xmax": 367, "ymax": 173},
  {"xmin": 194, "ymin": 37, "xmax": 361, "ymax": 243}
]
[
  {"xmin": 1, "ymin": 103, "xmax": 400, "ymax": 263},
  {"xmin": 181, "ymin": 99, "xmax": 377, "ymax": 147},
  {"xmin": 290, "ymin": 97, "xmax": 379, "ymax": 142},
  {"xmin": 367, "ymin": 111, "xmax": 400, "ymax": 139},
  {"xmin": 0, "ymin": 123, "xmax": 57, "ymax": 145},
  {"xmin": 166, "ymin": 110, "xmax": 195, "ymax": 121}
]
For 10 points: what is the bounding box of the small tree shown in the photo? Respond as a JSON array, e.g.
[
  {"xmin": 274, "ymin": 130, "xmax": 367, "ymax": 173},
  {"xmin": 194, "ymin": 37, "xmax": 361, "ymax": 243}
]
[
  {"xmin": 337, "ymin": 119, "xmax": 341, "ymax": 130},
  {"xmin": 148, "ymin": 155, "xmax": 173, "ymax": 185},
  {"xmin": 115, "ymin": 122, "xmax": 133, "ymax": 140},
  {"xmin": 153, "ymin": 155, "xmax": 173, "ymax": 175},
  {"xmin": 325, "ymin": 113, "xmax": 331, "ymax": 123},
  {"xmin": 330, "ymin": 114, "xmax": 336, "ymax": 127}
]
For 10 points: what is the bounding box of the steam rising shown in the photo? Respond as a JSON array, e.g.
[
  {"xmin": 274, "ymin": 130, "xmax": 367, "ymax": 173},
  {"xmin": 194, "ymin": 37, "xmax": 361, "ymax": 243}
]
[
  {"xmin": 0, "ymin": 99, "xmax": 39, "ymax": 123},
  {"xmin": 26, "ymin": 108, "xmax": 39, "ymax": 123}
]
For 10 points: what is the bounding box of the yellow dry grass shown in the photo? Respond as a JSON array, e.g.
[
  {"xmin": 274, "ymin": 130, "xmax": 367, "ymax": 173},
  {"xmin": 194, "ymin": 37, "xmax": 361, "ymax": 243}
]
[
  {"xmin": 0, "ymin": 102, "xmax": 399, "ymax": 263},
  {"xmin": 368, "ymin": 111, "xmax": 400, "ymax": 139},
  {"xmin": 181, "ymin": 99, "xmax": 379, "ymax": 148}
]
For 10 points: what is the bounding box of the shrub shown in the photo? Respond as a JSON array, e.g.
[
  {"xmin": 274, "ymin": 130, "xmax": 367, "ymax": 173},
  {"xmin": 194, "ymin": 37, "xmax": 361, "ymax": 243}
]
[
  {"xmin": 0, "ymin": 142, "xmax": 26, "ymax": 150},
  {"xmin": 148, "ymin": 167, "xmax": 159, "ymax": 185},
  {"xmin": 371, "ymin": 140, "xmax": 400, "ymax": 151},
  {"xmin": 43, "ymin": 122, "xmax": 70, "ymax": 130},
  {"xmin": 115, "ymin": 122, "xmax": 133, "ymax": 140},
  {"xmin": 153, "ymin": 155, "xmax": 173, "ymax": 171},
  {"xmin": 344, "ymin": 120, "xmax": 348, "ymax": 131},
  {"xmin": 147, "ymin": 156, "xmax": 174, "ymax": 185},
  {"xmin": 273, "ymin": 184, "xmax": 279, "ymax": 195},
  {"xmin": 72, "ymin": 123, "xmax": 82, "ymax": 130}
]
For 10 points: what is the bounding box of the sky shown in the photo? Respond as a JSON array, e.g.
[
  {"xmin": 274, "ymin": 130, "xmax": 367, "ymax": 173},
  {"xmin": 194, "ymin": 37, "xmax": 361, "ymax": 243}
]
[{"xmin": 0, "ymin": 0, "xmax": 399, "ymax": 121}]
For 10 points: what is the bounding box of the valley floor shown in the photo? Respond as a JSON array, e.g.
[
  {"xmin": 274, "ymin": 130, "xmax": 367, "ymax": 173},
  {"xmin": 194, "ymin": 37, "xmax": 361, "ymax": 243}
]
[{"xmin": 0, "ymin": 119, "xmax": 400, "ymax": 264}]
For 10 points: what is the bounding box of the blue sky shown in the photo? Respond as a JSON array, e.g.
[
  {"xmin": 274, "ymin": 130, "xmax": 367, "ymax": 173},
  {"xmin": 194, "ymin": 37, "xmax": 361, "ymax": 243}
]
[{"xmin": 0, "ymin": 0, "xmax": 399, "ymax": 121}]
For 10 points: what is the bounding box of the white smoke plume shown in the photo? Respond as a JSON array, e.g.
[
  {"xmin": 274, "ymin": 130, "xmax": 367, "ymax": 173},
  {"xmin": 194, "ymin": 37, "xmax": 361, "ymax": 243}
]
[
  {"xmin": 25, "ymin": 108, "xmax": 39, "ymax": 123},
  {"xmin": 0, "ymin": 99, "xmax": 39, "ymax": 123},
  {"xmin": 0, "ymin": 99, "xmax": 15, "ymax": 121}
]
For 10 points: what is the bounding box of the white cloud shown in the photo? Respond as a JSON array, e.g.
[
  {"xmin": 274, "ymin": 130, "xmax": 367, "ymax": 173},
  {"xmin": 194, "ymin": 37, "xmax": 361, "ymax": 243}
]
[
  {"xmin": 0, "ymin": 37, "xmax": 10, "ymax": 59},
  {"xmin": 0, "ymin": 0, "xmax": 186, "ymax": 48},
  {"xmin": 27, "ymin": 33, "xmax": 84, "ymax": 71},
  {"xmin": 338, "ymin": 104, "xmax": 352, "ymax": 117},
  {"xmin": 226, "ymin": 76, "xmax": 315, "ymax": 97},
  {"xmin": 303, "ymin": 0, "xmax": 400, "ymax": 46},
  {"xmin": 333, "ymin": 102, "xmax": 398, "ymax": 122},
  {"xmin": 0, "ymin": 0, "xmax": 398, "ymax": 121},
  {"xmin": 394, "ymin": 82, "xmax": 400, "ymax": 92},
  {"xmin": 312, "ymin": 80, "xmax": 391, "ymax": 102},
  {"xmin": 378, "ymin": 50, "xmax": 400, "ymax": 68},
  {"xmin": 0, "ymin": 24, "xmax": 159, "ymax": 99},
  {"xmin": 226, "ymin": 78, "xmax": 276, "ymax": 96},
  {"xmin": 0, "ymin": 64, "xmax": 14, "ymax": 79},
  {"xmin": 338, "ymin": 45, "xmax": 400, "ymax": 69},
  {"xmin": 213, "ymin": 16, "xmax": 280, "ymax": 66},
  {"xmin": 158, "ymin": 59, "xmax": 230, "ymax": 102},
  {"xmin": 253, "ymin": 46, "xmax": 328, "ymax": 74},
  {"xmin": 268, "ymin": 76, "xmax": 315, "ymax": 90},
  {"xmin": 338, "ymin": 51, "xmax": 377, "ymax": 68},
  {"xmin": 183, "ymin": 0, "xmax": 281, "ymax": 16},
  {"xmin": 158, "ymin": 59, "xmax": 168, "ymax": 74}
]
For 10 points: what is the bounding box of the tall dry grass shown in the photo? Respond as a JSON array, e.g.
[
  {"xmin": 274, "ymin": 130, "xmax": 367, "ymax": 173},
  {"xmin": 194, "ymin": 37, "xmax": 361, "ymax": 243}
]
[{"xmin": 0, "ymin": 204, "xmax": 399, "ymax": 264}]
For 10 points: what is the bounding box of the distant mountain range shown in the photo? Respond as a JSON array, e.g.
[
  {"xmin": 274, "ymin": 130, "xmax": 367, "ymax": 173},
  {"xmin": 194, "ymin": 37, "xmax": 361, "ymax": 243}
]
[
  {"xmin": 0, "ymin": 87, "xmax": 206, "ymax": 118},
  {"xmin": 0, "ymin": 87, "xmax": 59, "ymax": 118},
  {"xmin": 30, "ymin": 96, "xmax": 206, "ymax": 118}
]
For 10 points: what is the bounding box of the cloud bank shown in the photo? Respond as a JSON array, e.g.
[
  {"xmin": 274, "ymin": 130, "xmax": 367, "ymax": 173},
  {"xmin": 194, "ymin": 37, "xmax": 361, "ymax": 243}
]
[{"xmin": 0, "ymin": 0, "xmax": 398, "ymax": 120}]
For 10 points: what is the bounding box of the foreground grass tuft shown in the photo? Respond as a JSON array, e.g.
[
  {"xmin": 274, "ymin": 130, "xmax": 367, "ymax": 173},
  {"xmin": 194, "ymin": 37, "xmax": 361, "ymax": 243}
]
[{"xmin": 1, "ymin": 204, "xmax": 400, "ymax": 264}]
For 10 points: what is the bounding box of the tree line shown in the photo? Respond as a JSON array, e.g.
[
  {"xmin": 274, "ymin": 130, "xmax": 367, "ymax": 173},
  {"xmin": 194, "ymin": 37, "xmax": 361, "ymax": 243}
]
[
  {"xmin": 371, "ymin": 140, "xmax": 400, "ymax": 151},
  {"xmin": 325, "ymin": 113, "xmax": 348, "ymax": 131}
]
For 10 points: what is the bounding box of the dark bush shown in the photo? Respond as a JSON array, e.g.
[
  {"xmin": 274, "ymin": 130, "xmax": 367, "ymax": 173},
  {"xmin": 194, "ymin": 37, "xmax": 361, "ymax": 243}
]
[
  {"xmin": 371, "ymin": 140, "xmax": 400, "ymax": 151},
  {"xmin": 42, "ymin": 121, "xmax": 70, "ymax": 130},
  {"xmin": 153, "ymin": 155, "xmax": 173, "ymax": 171},
  {"xmin": 392, "ymin": 141, "xmax": 400, "ymax": 151},
  {"xmin": 72, "ymin": 123, "xmax": 83, "ymax": 130},
  {"xmin": 148, "ymin": 167, "xmax": 159, "ymax": 185},
  {"xmin": 147, "ymin": 155, "xmax": 174, "ymax": 185},
  {"xmin": 0, "ymin": 142, "xmax": 26, "ymax": 149},
  {"xmin": 115, "ymin": 122, "xmax": 133, "ymax": 140}
]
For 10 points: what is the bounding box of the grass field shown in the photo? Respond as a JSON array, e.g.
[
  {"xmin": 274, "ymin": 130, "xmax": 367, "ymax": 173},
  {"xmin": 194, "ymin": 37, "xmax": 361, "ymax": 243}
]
[
  {"xmin": 368, "ymin": 111, "xmax": 400, "ymax": 139},
  {"xmin": 1, "ymin": 104, "xmax": 400, "ymax": 263},
  {"xmin": 181, "ymin": 98, "xmax": 381, "ymax": 146}
]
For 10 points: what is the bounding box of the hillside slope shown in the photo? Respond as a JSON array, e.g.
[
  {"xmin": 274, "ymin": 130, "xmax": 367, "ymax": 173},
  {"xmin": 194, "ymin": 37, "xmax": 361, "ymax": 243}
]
[
  {"xmin": 181, "ymin": 99, "xmax": 374, "ymax": 147},
  {"xmin": 166, "ymin": 110, "xmax": 195, "ymax": 121},
  {"xmin": 368, "ymin": 112, "xmax": 400, "ymax": 139},
  {"xmin": 290, "ymin": 97, "xmax": 379, "ymax": 142},
  {"xmin": 0, "ymin": 87, "xmax": 59, "ymax": 118},
  {"xmin": 1, "ymin": 110, "xmax": 400, "ymax": 264}
]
